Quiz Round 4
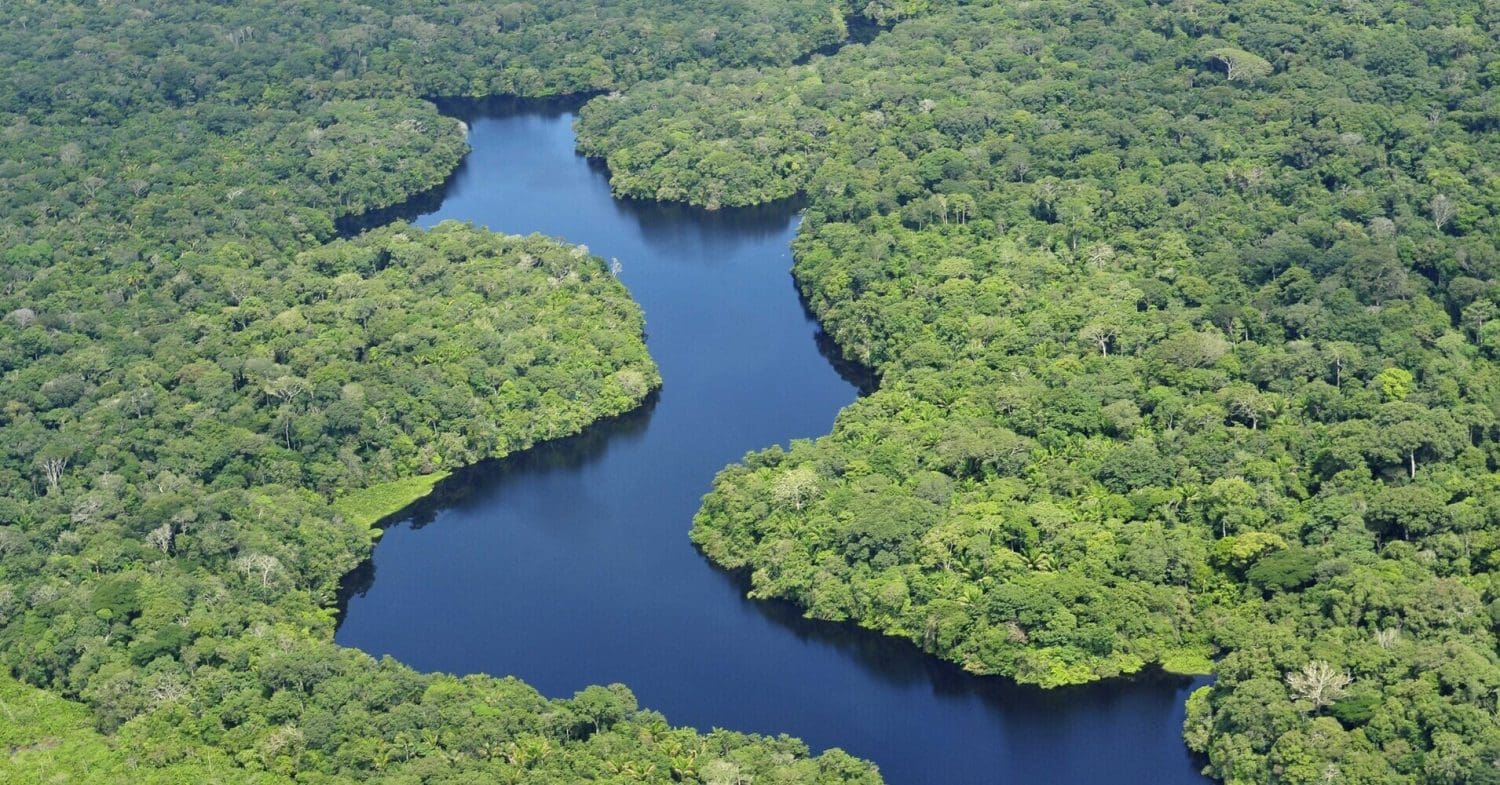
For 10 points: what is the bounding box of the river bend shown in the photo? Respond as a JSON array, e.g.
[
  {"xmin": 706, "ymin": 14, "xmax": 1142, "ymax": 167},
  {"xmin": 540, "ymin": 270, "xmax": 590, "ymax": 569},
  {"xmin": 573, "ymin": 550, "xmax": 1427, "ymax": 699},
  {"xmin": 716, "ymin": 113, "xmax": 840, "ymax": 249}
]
[{"xmin": 336, "ymin": 98, "xmax": 1212, "ymax": 785}]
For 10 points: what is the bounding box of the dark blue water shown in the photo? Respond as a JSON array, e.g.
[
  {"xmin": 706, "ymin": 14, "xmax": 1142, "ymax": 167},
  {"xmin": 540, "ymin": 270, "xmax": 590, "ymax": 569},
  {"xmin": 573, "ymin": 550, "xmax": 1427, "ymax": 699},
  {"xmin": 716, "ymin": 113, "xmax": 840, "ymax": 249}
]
[{"xmin": 336, "ymin": 99, "xmax": 1212, "ymax": 785}]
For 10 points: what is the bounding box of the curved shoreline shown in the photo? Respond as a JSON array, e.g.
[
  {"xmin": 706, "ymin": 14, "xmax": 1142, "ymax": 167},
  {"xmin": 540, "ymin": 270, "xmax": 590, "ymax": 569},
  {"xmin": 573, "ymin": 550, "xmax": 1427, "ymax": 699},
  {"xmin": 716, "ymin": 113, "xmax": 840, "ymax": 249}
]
[
  {"xmin": 334, "ymin": 87, "xmax": 1203, "ymax": 692},
  {"xmin": 335, "ymin": 98, "xmax": 1212, "ymax": 785}
]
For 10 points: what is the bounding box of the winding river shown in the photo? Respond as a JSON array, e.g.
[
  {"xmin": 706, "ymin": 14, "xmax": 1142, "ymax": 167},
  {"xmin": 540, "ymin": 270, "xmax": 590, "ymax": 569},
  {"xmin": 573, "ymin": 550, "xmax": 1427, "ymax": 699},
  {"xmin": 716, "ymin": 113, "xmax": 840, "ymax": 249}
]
[{"xmin": 335, "ymin": 97, "xmax": 1213, "ymax": 785}]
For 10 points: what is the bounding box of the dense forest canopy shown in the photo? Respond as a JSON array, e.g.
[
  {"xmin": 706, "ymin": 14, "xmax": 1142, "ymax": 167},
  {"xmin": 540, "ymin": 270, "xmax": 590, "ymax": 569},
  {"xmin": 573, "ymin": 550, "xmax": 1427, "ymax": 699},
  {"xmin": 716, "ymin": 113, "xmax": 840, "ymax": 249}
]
[
  {"xmin": 0, "ymin": 1, "xmax": 883, "ymax": 783},
  {"xmin": 577, "ymin": 0, "xmax": 1500, "ymax": 781},
  {"xmin": 5, "ymin": 0, "xmax": 1500, "ymax": 783},
  {"xmin": 1, "ymin": 672, "xmax": 279, "ymax": 784}
]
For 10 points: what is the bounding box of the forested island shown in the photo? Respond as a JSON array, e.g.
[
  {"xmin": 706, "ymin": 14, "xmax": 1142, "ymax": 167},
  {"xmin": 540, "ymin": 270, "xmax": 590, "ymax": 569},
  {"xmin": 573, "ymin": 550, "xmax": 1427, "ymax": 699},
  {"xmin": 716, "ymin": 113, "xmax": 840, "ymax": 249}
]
[{"xmin": 2, "ymin": 0, "xmax": 1498, "ymax": 784}]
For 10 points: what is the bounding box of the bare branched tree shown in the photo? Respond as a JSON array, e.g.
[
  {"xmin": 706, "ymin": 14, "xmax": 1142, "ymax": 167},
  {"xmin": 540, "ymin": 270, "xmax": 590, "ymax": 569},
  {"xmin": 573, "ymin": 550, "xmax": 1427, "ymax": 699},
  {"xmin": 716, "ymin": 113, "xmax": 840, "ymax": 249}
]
[
  {"xmin": 6, "ymin": 308, "xmax": 36, "ymax": 328},
  {"xmin": 1286, "ymin": 660, "xmax": 1352, "ymax": 713},
  {"xmin": 234, "ymin": 552, "xmax": 284, "ymax": 588},
  {"xmin": 1080, "ymin": 323, "xmax": 1118, "ymax": 356},
  {"xmin": 146, "ymin": 523, "xmax": 174, "ymax": 554},
  {"xmin": 1430, "ymin": 194, "xmax": 1457, "ymax": 230},
  {"xmin": 38, "ymin": 455, "xmax": 69, "ymax": 492}
]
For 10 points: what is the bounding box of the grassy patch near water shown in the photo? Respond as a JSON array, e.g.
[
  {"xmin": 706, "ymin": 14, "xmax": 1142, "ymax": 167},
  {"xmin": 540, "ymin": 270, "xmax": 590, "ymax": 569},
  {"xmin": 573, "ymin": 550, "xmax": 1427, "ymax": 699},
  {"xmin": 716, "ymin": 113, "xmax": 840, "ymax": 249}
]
[{"xmin": 333, "ymin": 471, "xmax": 451, "ymax": 530}]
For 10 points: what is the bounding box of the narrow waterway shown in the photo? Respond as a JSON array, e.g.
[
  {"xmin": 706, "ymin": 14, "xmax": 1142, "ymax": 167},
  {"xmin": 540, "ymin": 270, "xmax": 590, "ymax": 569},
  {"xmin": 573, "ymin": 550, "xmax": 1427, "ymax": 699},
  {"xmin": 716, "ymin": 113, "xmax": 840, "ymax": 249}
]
[{"xmin": 335, "ymin": 98, "xmax": 1212, "ymax": 785}]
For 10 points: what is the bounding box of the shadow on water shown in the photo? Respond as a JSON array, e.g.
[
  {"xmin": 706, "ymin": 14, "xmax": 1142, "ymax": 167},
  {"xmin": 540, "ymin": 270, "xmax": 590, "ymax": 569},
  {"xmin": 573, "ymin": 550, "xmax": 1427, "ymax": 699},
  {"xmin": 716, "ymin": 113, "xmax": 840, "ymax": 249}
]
[
  {"xmin": 802, "ymin": 291, "xmax": 882, "ymax": 396},
  {"xmin": 335, "ymin": 176, "xmax": 457, "ymax": 238},
  {"xmin": 814, "ymin": 326, "xmax": 880, "ymax": 397},
  {"xmin": 431, "ymin": 93, "xmax": 595, "ymax": 122},
  {"xmin": 595, "ymin": 168, "xmax": 810, "ymax": 243},
  {"xmin": 335, "ymin": 392, "xmax": 660, "ymax": 610},
  {"xmin": 713, "ymin": 562, "xmax": 1204, "ymax": 712}
]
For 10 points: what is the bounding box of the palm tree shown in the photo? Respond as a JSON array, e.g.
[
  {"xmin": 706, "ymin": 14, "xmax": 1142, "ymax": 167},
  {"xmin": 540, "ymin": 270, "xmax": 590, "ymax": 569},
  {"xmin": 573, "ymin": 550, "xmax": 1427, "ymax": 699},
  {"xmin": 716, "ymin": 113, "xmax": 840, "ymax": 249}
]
[{"xmin": 1023, "ymin": 547, "xmax": 1055, "ymax": 572}]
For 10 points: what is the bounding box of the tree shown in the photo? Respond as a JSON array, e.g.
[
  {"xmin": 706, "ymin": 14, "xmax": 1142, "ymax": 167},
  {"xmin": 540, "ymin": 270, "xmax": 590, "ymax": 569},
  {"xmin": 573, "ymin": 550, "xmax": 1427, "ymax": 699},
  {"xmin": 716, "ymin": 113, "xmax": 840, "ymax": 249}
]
[
  {"xmin": 58, "ymin": 142, "xmax": 83, "ymax": 167},
  {"xmin": 949, "ymin": 193, "xmax": 977, "ymax": 225},
  {"xmin": 34, "ymin": 442, "xmax": 74, "ymax": 493},
  {"xmin": 862, "ymin": 0, "xmax": 933, "ymax": 26},
  {"xmin": 1200, "ymin": 477, "xmax": 1264, "ymax": 537},
  {"xmin": 570, "ymin": 684, "xmax": 637, "ymax": 735},
  {"xmin": 263, "ymin": 375, "xmax": 309, "ymax": 407},
  {"xmin": 1208, "ymin": 48, "xmax": 1273, "ymax": 82},
  {"xmin": 1462, "ymin": 299, "xmax": 1496, "ymax": 338},
  {"xmin": 1080, "ymin": 322, "xmax": 1118, "ymax": 356},
  {"xmin": 145, "ymin": 524, "xmax": 174, "ymax": 554},
  {"xmin": 1375, "ymin": 367, "xmax": 1413, "ymax": 401},
  {"xmin": 233, "ymin": 552, "xmax": 284, "ymax": 588},
  {"xmin": 1211, "ymin": 531, "xmax": 1287, "ymax": 572},
  {"xmin": 1430, "ymin": 194, "xmax": 1457, "ymax": 231},
  {"xmin": 1366, "ymin": 484, "xmax": 1450, "ymax": 540},
  {"xmin": 6, "ymin": 307, "xmax": 36, "ymax": 328},
  {"xmin": 1323, "ymin": 342, "xmax": 1363, "ymax": 388},
  {"xmin": 1286, "ymin": 660, "xmax": 1351, "ymax": 714},
  {"xmin": 1370, "ymin": 403, "xmax": 1465, "ymax": 479},
  {"xmin": 771, "ymin": 465, "xmax": 820, "ymax": 511},
  {"xmin": 81, "ymin": 175, "xmax": 106, "ymax": 201},
  {"xmin": 1221, "ymin": 384, "xmax": 1275, "ymax": 430}
]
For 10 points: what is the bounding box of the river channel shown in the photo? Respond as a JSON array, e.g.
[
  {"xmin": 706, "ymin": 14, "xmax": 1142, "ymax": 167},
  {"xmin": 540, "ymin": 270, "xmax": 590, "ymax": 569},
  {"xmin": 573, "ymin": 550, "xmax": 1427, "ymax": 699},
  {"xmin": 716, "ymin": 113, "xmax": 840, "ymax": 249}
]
[{"xmin": 335, "ymin": 97, "xmax": 1213, "ymax": 785}]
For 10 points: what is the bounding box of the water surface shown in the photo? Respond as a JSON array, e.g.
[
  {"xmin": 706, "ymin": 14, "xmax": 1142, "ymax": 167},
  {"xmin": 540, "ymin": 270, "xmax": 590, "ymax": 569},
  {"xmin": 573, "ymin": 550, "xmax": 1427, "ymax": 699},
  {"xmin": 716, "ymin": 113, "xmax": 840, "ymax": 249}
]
[{"xmin": 336, "ymin": 99, "xmax": 1212, "ymax": 785}]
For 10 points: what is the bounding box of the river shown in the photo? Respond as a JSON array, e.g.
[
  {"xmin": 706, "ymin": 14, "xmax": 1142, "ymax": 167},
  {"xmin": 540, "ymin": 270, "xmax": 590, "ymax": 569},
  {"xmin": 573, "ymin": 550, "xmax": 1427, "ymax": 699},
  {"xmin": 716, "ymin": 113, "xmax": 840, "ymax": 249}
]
[{"xmin": 335, "ymin": 97, "xmax": 1213, "ymax": 785}]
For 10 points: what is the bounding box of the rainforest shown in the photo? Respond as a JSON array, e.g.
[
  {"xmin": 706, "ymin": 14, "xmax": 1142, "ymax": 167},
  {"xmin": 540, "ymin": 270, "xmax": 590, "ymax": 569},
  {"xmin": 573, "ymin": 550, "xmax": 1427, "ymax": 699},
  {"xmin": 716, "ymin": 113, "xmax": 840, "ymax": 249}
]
[{"xmin": 1, "ymin": 1, "xmax": 1498, "ymax": 784}]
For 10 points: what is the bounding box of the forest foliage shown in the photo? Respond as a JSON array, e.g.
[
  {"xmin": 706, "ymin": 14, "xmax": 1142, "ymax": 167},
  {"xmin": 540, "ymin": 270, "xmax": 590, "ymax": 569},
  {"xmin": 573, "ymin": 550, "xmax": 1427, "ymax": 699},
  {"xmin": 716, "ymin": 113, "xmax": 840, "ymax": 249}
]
[
  {"xmin": 6, "ymin": 0, "xmax": 1500, "ymax": 782},
  {"xmin": 0, "ymin": 1, "xmax": 883, "ymax": 783},
  {"xmin": 0, "ymin": 674, "xmax": 282, "ymax": 785},
  {"xmin": 576, "ymin": 0, "xmax": 1500, "ymax": 781}
]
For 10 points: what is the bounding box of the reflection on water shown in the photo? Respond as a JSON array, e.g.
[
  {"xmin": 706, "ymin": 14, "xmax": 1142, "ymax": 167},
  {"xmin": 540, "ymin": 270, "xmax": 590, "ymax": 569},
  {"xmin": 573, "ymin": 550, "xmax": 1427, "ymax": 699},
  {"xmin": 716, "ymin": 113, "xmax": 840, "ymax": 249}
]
[{"xmin": 335, "ymin": 99, "xmax": 1211, "ymax": 785}]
